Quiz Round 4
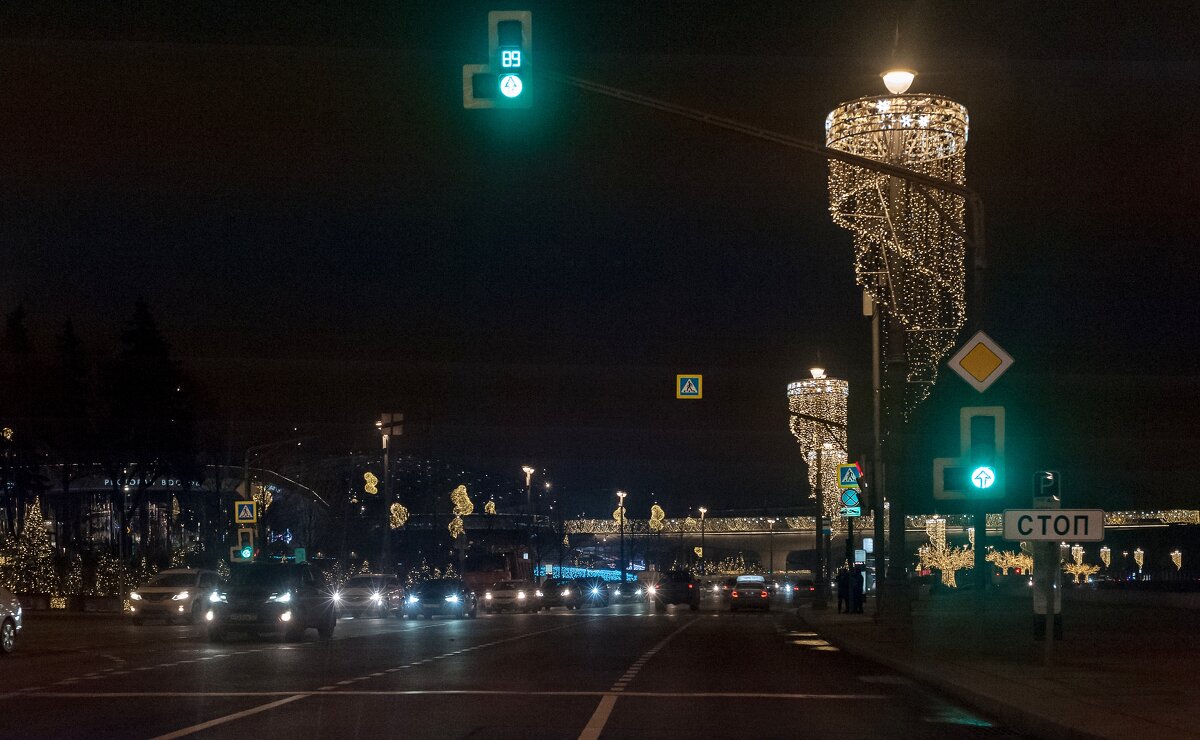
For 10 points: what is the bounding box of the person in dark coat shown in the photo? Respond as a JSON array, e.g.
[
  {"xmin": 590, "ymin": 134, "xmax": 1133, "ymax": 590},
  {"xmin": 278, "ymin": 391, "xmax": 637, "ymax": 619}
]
[
  {"xmin": 851, "ymin": 564, "xmax": 865, "ymax": 613},
  {"xmin": 836, "ymin": 567, "xmax": 850, "ymax": 613}
]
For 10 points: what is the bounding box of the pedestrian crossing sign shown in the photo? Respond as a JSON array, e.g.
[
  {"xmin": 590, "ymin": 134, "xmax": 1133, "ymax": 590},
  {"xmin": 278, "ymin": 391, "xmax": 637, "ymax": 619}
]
[
  {"xmin": 234, "ymin": 500, "xmax": 257, "ymax": 524},
  {"xmin": 837, "ymin": 463, "xmax": 861, "ymax": 489},
  {"xmin": 676, "ymin": 374, "xmax": 702, "ymax": 399}
]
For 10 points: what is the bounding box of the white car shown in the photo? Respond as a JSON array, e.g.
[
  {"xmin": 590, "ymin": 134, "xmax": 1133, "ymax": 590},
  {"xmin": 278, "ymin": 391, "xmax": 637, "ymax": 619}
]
[
  {"xmin": 130, "ymin": 569, "xmax": 220, "ymax": 625},
  {"xmin": 334, "ymin": 574, "xmax": 403, "ymax": 618},
  {"xmin": 0, "ymin": 586, "xmax": 22, "ymax": 654},
  {"xmin": 483, "ymin": 580, "xmax": 538, "ymax": 613}
]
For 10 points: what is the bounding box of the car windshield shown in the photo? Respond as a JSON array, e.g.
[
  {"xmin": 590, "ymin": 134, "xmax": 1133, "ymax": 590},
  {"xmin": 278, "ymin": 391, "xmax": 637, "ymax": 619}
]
[
  {"xmin": 344, "ymin": 577, "xmax": 384, "ymax": 589},
  {"xmin": 149, "ymin": 573, "xmax": 196, "ymax": 587},
  {"xmin": 493, "ymin": 582, "xmax": 521, "ymax": 590},
  {"xmin": 229, "ymin": 566, "xmax": 295, "ymax": 590},
  {"xmin": 416, "ymin": 580, "xmax": 458, "ymax": 595},
  {"xmin": 666, "ymin": 572, "xmax": 691, "ymax": 582}
]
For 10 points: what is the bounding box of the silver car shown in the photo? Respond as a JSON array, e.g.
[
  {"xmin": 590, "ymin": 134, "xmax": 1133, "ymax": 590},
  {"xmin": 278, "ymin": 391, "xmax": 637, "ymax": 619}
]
[
  {"xmin": 0, "ymin": 586, "xmax": 23, "ymax": 655},
  {"xmin": 130, "ymin": 568, "xmax": 221, "ymax": 625}
]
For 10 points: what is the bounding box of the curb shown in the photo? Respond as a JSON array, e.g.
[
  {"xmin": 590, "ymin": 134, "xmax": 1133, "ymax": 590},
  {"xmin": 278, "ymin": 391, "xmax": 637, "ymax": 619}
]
[{"xmin": 798, "ymin": 612, "xmax": 1106, "ymax": 740}]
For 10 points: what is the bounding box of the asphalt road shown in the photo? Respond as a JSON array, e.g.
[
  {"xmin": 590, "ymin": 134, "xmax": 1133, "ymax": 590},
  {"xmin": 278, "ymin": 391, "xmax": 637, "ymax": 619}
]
[{"xmin": 0, "ymin": 600, "xmax": 1013, "ymax": 739}]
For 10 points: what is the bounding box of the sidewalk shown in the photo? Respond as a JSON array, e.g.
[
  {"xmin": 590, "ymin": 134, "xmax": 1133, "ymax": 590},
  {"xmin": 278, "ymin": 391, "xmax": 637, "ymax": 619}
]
[{"xmin": 800, "ymin": 590, "xmax": 1199, "ymax": 740}]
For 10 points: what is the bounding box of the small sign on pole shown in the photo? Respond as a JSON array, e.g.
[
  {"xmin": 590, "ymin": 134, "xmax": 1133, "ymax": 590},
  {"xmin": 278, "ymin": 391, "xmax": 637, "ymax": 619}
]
[
  {"xmin": 1002, "ymin": 509, "xmax": 1104, "ymax": 542},
  {"xmin": 837, "ymin": 463, "xmax": 861, "ymax": 488},
  {"xmin": 234, "ymin": 500, "xmax": 257, "ymax": 524},
  {"xmin": 676, "ymin": 374, "xmax": 702, "ymax": 399}
]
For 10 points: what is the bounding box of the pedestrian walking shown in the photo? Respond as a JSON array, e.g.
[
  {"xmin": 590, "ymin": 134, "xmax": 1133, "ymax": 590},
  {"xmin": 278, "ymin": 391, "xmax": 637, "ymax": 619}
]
[
  {"xmin": 851, "ymin": 564, "xmax": 865, "ymax": 613},
  {"xmin": 836, "ymin": 566, "xmax": 850, "ymax": 613}
]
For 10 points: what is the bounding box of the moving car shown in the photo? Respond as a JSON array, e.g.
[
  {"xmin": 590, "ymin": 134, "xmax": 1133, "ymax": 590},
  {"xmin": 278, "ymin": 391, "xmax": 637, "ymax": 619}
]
[
  {"xmin": 207, "ymin": 562, "xmax": 336, "ymax": 641},
  {"xmin": 648, "ymin": 570, "xmax": 700, "ymax": 612},
  {"xmin": 538, "ymin": 578, "xmax": 582, "ymax": 610},
  {"xmin": 334, "ymin": 574, "xmax": 404, "ymax": 618},
  {"xmin": 0, "ymin": 586, "xmax": 22, "ymax": 655},
  {"xmin": 574, "ymin": 577, "xmax": 610, "ymax": 607},
  {"xmin": 730, "ymin": 575, "xmax": 771, "ymax": 612},
  {"xmin": 130, "ymin": 568, "xmax": 220, "ymax": 625},
  {"xmin": 404, "ymin": 578, "xmax": 478, "ymax": 619},
  {"xmin": 483, "ymin": 580, "xmax": 538, "ymax": 613}
]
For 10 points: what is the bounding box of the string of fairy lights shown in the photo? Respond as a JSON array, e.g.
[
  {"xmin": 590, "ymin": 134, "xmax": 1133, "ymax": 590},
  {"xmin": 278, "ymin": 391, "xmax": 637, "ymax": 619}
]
[
  {"xmin": 787, "ymin": 372, "xmax": 849, "ymax": 522},
  {"xmin": 826, "ymin": 93, "xmax": 970, "ymax": 414}
]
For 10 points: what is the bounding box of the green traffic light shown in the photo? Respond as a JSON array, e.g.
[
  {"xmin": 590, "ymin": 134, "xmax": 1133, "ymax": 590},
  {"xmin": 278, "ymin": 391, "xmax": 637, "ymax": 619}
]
[
  {"xmin": 971, "ymin": 466, "xmax": 996, "ymax": 489},
  {"xmin": 240, "ymin": 546, "xmax": 253, "ymax": 559}
]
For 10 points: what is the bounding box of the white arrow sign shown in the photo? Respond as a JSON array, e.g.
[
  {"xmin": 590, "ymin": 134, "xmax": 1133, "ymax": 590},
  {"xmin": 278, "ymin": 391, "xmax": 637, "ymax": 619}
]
[{"xmin": 972, "ymin": 468, "xmax": 994, "ymax": 488}]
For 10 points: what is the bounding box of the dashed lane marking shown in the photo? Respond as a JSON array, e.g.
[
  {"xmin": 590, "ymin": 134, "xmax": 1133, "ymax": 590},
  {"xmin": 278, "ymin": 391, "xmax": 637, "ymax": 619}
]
[{"xmin": 578, "ymin": 617, "xmax": 699, "ymax": 740}]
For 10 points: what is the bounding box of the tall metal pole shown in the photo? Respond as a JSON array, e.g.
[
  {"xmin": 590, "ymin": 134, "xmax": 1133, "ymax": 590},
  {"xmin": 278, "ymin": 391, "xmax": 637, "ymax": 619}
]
[
  {"xmin": 381, "ymin": 432, "xmax": 390, "ymax": 571},
  {"xmin": 815, "ymin": 446, "xmax": 826, "ymax": 608},
  {"xmin": 522, "ymin": 466, "xmax": 535, "ymax": 579},
  {"xmin": 871, "ymin": 297, "xmax": 887, "ymax": 616},
  {"xmin": 617, "ymin": 491, "xmax": 627, "ymax": 584},
  {"xmin": 699, "ymin": 507, "xmax": 707, "ymax": 575},
  {"xmin": 766, "ymin": 518, "xmax": 776, "ymax": 575}
]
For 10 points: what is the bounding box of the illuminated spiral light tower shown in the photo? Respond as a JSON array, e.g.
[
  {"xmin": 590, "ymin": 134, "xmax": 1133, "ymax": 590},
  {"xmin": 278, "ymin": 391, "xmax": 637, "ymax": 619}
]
[
  {"xmin": 825, "ymin": 75, "xmax": 970, "ymax": 413},
  {"xmin": 788, "ymin": 368, "xmax": 848, "ymax": 602}
]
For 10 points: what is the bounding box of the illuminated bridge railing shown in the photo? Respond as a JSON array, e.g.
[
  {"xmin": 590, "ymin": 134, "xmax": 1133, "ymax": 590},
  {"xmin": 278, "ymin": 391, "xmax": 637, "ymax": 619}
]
[{"xmin": 563, "ymin": 510, "xmax": 1198, "ymax": 536}]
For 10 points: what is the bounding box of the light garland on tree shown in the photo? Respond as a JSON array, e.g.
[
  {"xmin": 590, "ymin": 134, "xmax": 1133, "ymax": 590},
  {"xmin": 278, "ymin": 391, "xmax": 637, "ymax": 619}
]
[
  {"xmin": 484, "ymin": 501, "xmax": 496, "ymax": 515},
  {"xmin": 8, "ymin": 496, "xmax": 58, "ymax": 595},
  {"xmin": 1100, "ymin": 546, "xmax": 1111, "ymax": 569},
  {"xmin": 1171, "ymin": 550, "xmax": 1181, "ymax": 571},
  {"xmin": 450, "ymin": 485, "xmax": 474, "ymax": 516},
  {"xmin": 1063, "ymin": 545, "xmax": 1100, "ymax": 584},
  {"xmin": 986, "ymin": 549, "xmax": 1033, "ymax": 575},
  {"xmin": 363, "ymin": 472, "xmax": 379, "ymax": 495},
  {"xmin": 693, "ymin": 546, "xmax": 703, "ymax": 558},
  {"xmin": 788, "ymin": 372, "xmax": 849, "ymax": 522},
  {"xmin": 448, "ymin": 516, "xmax": 464, "ymax": 539},
  {"xmin": 649, "ymin": 505, "xmax": 666, "ymax": 532},
  {"xmin": 917, "ymin": 517, "xmax": 973, "ymax": 587},
  {"xmin": 389, "ymin": 503, "xmax": 409, "ymax": 529},
  {"xmin": 826, "ymin": 93, "xmax": 970, "ymax": 413}
]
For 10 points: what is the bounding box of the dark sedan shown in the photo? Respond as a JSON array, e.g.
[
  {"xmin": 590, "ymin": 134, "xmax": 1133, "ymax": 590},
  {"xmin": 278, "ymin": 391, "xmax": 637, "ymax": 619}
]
[
  {"xmin": 574, "ymin": 577, "xmax": 610, "ymax": 607},
  {"xmin": 538, "ymin": 578, "xmax": 583, "ymax": 610},
  {"xmin": 207, "ymin": 562, "xmax": 336, "ymax": 641},
  {"xmin": 404, "ymin": 578, "xmax": 478, "ymax": 619}
]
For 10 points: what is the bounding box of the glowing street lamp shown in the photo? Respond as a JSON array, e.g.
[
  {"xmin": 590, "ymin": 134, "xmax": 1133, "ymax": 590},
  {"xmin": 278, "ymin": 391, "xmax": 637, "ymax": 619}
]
[
  {"xmin": 522, "ymin": 466, "xmax": 536, "ymax": 576},
  {"xmin": 698, "ymin": 507, "xmax": 708, "ymax": 574},
  {"xmin": 616, "ymin": 491, "xmax": 628, "ymax": 584}
]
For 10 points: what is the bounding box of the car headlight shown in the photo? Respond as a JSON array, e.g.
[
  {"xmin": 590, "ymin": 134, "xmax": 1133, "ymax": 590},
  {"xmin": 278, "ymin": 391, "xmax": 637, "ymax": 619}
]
[
  {"xmin": 535, "ymin": 590, "xmax": 543, "ymax": 598},
  {"xmin": 332, "ymin": 591, "xmax": 342, "ymax": 603},
  {"xmin": 407, "ymin": 595, "xmax": 419, "ymax": 604},
  {"xmin": 171, "ymin": 591, "xmax": 190, "ymax": 601},
  {"xmin": 268, "ymin": 592, "xmax": 292, "ymax": 603},
  {"xmin": 647, "ymin": 585, "xmax": 656, "ymax": 594},
  {"xmin": 614, "ymin": 588, "xmax": 621, "ymax": 596},
  {"xmin": 279, "ymin": 610, "xmax": 292, "ymax": 622},
  {"xmin": 445, "ymin": 594, "xmax": 459, "ymax": 603},
  {"xmin": 209, "ymin": 590, "xmax": 224, "ymax": 603},
  {"xmin": 204, "ymin": 610, "xmax": 214, "ymax": 622},
  {"xmin": 634, "ymin": 588, "xmax": 642, "ymax": 596},
  {"xmin": 517, "ymin": 591, "xmax": 526, "ymax": 599},
  {"xmin": 591, "ymin": 588, "xmax": 599, "ymax": 595},
  {"xmin": 561, "ymin": 589, "xmax": 570, "ymax": 597},
  {"xmin": 129, "ymin": 592, "xmax": 142, "ymax": 601},
  {"xmin": 370, "ymin": 592, "xmax": 383, "ymax": 603},
  {"xmin": 484, "ymin": 592, "xmax": 492, "ymax": 600}
]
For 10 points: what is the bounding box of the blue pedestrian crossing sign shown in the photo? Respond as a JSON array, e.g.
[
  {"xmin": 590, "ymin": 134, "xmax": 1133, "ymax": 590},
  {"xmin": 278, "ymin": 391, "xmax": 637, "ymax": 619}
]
[
  {"xmin": 837, "ymin": 463, "xmax": 861, "ymax": 489},
  {"xmin": 234, "ymin": 500, "xmax": 257, "ymax": 524},
  {"xmin": 676, "ymin": 374, "xmax": 702, "ymax": 399}
]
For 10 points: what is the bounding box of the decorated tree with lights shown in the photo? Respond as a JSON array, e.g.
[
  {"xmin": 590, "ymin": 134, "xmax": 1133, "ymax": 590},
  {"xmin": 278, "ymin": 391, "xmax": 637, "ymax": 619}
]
[
  {"xmin": 448, "ymin": 484, "xmax": 473, "ymax": 539},
  {"xmin": 917, "ymin": 518, "xmax": 973, "ymax": 587},
  {"xmin": 1063, "ymin": 545, "xmax": 1100, "ymax": 584},
  {"xmin": 6, "ymin": 496, "xmax": 58, "ymax": 594},
  {"xmin": 986, "ymin": 549, "xmax": 1033, "ymax": 575}
]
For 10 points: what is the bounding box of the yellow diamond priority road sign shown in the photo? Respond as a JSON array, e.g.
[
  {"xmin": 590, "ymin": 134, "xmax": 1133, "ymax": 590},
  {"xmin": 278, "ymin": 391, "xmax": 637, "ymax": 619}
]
[{"xmin": 949, "ymin": 331, "xmax": 1013, "ymax": 392}]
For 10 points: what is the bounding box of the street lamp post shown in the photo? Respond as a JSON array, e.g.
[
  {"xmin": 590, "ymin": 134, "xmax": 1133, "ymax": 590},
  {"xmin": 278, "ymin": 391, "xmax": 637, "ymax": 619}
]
[
  {"xmin": 522, "ymin": 466, "xmax": 535, "ymax": 579},
  {"xmin": 616, "ymin": 491, "xmax": 627, "ymax": 584},
  {"xmin": 766, "ymin": 518, "xmax": 777, "ymax": 575},
  {"xmin": 698, "ymin": 507, "xmax": 707, "ymax": 575}
]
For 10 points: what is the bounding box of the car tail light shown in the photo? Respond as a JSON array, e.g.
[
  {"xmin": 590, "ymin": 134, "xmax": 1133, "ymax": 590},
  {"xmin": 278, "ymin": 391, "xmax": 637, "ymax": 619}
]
[
  {"xmin": 731, "ymin": 591, "xmax": 739, "ymax": 599},
  {"xmin": 688, "ymin": 583, "xmax": 693, "ymax": 589},
  {"xmin": 808, "ymin": 586, "xmax": 815, "ymax": 592},
  {"xmin": 760, "ymin": 591, "xmax": 768, "ymax": 598}
]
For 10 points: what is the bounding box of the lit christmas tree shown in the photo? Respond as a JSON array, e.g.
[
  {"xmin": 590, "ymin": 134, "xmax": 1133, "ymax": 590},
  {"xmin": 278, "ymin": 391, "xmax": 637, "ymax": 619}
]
[{"xmin": 10, "ymin": 496, "xmax": 58, "ymax": 594}]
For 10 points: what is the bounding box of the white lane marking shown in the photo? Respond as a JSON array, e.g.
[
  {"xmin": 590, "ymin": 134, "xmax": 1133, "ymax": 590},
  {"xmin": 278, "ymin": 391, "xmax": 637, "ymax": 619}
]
[
  {"xmin": 578, "ymin": 617, "xmax": 699, "ymax": 740},
  {"xmin": 578, "ymin": 695, "xmax": 617, "ymax": 740},
  {"xmin": 24, "ymin": 689, "xmax": 888, "ymax": 699},
  {"xmin": 148, "ymin": 695, "xmax": 307, "ymax": 740}
]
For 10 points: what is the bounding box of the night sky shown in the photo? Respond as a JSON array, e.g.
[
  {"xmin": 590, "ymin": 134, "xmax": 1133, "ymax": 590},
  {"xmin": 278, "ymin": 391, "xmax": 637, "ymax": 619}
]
[{"xmin": 2, "ymin": 2, "xmax": 1197, "ymax": 516}]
